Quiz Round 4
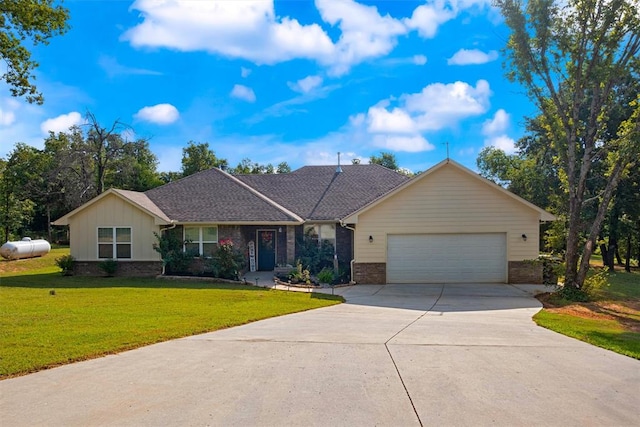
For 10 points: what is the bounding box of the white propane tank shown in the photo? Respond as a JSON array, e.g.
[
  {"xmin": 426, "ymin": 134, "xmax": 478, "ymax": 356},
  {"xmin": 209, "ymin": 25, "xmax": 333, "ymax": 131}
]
[{"xmin": 0, "ymin": 237, "xmax": 52, "ymax": 260}]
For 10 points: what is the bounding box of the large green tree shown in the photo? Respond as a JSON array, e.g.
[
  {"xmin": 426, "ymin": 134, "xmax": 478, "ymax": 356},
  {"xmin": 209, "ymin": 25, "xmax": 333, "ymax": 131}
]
[
  {"xmin": 181, "ymin": 141, "xmax": 227, "ymax": 177},
  {"xmin": 496, "ymin": 0, "xmax": 640, "ymax": 290},
  {"xmin": 1, "ymin": 0, "xmax": 70, "ymax": 104}
]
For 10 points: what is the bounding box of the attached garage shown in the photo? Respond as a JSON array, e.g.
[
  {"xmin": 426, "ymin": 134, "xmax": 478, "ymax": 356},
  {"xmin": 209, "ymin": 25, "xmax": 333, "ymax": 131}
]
[
  {"xmin": 387, "ymin": 233, "xmax": 506, "ymax": 283},
  {"xmin": 343, "ymin": 160, "xmax": 556, "ymax": 285}
]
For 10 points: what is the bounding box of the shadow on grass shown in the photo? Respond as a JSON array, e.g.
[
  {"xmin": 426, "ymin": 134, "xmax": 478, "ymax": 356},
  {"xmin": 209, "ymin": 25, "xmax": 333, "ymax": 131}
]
[{"xmin": 1, "ymin": 273, "xmax": 271, "ymax": 291}]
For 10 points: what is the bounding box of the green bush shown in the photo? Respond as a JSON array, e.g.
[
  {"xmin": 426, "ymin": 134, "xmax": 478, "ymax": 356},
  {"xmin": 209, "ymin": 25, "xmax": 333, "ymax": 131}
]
[
  {"xmin": 208, "ymin": 238, "xmax": 245, "ymax": 280},
  {"xmin": 297, "ymin": 229, "xmax": 335, "ymax": 274},
  {"xmin": 98, "ymin": 259, "xmax": 118, "ymax": 277},
  {"xmin": 316, "ymin": 267, "xmax": 334, "ymax": 284},
  {"xmin": 54, "ymin": 254, "xmax": 75, "ymax": 276},
  {"xmin": 153, "ymin": 230, "xmax": 194, "ymax": 275}
]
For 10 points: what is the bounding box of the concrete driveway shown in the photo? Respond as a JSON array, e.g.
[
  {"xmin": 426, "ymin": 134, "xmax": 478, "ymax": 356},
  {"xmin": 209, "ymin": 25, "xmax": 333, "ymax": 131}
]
[{"xmin": 1, "ymin": 284, "xmax": 638, "ymax": 426}]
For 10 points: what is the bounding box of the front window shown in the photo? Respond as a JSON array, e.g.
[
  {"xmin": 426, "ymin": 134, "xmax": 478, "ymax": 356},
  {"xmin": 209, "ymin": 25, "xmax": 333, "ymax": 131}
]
[
  {"xmin": 184, "ymin": 226, "xmax": 218, "ymax": 257},
  {"xmin": 304, "ymin": 223, "xmax": 336, "ymax": 248},
  {"xmin": 98, "ymin": 227, "xmax": 131, "ymax": 259}
]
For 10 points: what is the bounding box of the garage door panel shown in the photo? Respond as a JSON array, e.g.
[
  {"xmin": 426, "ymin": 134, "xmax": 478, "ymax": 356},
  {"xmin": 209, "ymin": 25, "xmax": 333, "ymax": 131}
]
[{"xmin": 387, "ymin": 233, "xmax": 506, "ymax": 283}]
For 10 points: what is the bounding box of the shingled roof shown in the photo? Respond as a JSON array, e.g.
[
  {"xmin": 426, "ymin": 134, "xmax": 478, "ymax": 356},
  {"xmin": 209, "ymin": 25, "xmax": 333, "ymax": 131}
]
[
  {"xmin": 144, "ymin": 167, "xmax": 302, "ymax": 223},
  {"xmin": 237, "ymin": 164, "xmax": 409, "ymax": 220}
]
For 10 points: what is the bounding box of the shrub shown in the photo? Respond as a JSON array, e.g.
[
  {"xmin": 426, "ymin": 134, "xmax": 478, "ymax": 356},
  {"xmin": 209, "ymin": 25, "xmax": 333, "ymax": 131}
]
[
  {"xmin": 208, "ymin": 238, "xmax": 246, "ymax": 280},
  {"xmin": 297, "ymin": 229, "xmax": 335, "ymax": 274},
  {"xmin": 55, "ymin": 254, "xmax": 75, "ymax": 276},
  {"xmin": 289, "ymin": 261, "xmax": 311, "ymax": 284},
  {"xmin": 316, "ymin": 267, "xmax": 334, "ymax": 284},
  {"xmin": 153, "ymin": 230, "xmax": 194, "ymax": 275},
  {"xmin": 98, "ymin": 259, "xmax": 118, "ymax": 277}
]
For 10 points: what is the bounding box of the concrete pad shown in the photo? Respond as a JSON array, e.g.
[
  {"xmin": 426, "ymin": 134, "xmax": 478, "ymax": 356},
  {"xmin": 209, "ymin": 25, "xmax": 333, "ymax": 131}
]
[
  {"xmin": 389, "ymin": 344, "xmax": 640, "ymax": 426},
  {"xmin": 1, "ymin": 339, "xmax": 419, "ymax": 427}
]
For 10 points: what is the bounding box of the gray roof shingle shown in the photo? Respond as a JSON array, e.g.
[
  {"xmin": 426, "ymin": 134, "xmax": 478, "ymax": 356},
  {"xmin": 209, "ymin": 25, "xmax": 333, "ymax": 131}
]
[
  {"xmin": 237, "ymin": 164, "xmax": 409, "ymax": 220},
  {"xmin": 144, "ymin": 167, "xmax": 302, "ymax": 223}
]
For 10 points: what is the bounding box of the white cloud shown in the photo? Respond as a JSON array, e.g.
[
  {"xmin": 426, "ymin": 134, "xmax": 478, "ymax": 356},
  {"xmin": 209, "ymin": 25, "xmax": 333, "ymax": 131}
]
[
  {"xmin": 367, "ymin": 106, "xmax": 416, "ymax": 134},
  {"xmin": 123, "ymin": 1, "xmax": 333, "ymax": 64},
  {"xmin": 0, "ymin": 107, "xmax": 16, "ymax": 126},
  {"xmin": 485, "ymin": 135, "xmax": 517, "ymax": 154},
  {"xmin": 413, "ymin": 54, "xmax": 428, "ymax": 65},
  {"xmin": 122, "ymin": 0, "xmax": 496, "ymax": 76},
  {"xmin": 230, "ymin": 84, "xmax": 256, "ymax": 102},
  {"xmin": 482, "ymin": 109, "xmax": 510, "ymax": 135},
  {"xmin": 288, "ymin": 75, "xmax": 323, "ymax": 94},
  {"xmin": 482, "ymin": 109, "xmax": 516, "ymax": 153},
  {"xmin": 315, "ymin": 0, "xmax": 407, "ymax": 75},
  {"xmin": 240, "ymin": 67, "xmax": 251, "ymax": 78},
  {"xmin": 40, "ymin": 112, "xmax": 83, "ymax": 134},
  {"xmin": 373, "ymin": 134, "xmax": 434, "ymax": 152},
  {"xmin": 448, "ymin": 48, "xmax": 498, "ymax": 65},
  {"xmin": 134, "ymin": 103, "xmax": 180, "ymax": 124},
  {"xmin": 401, "ymin": 80, "xmax": 492, "ymax": 130}
]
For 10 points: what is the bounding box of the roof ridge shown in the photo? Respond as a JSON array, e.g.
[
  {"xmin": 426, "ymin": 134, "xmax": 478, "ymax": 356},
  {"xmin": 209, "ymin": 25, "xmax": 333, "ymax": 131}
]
[{"xmin": 220, "ymin": 169, "xmax": 304, "ymax": 222}]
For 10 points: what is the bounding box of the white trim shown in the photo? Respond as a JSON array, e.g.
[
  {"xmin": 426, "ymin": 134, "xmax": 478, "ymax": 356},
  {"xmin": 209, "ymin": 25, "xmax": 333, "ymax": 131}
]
[
  {"xmin": 183, "ymin": 225, "xmax": 219, "ymax": 257},
  {"xmin": 96, "ymin": 226, "xmax": 132, "ymax": 260}
]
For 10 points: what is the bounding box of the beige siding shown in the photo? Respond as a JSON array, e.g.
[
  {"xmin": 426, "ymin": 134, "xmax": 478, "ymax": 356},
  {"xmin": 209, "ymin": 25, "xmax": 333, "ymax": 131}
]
[
  {"xmin": 68, "ymin": 194, "xmax": 161, "ymax": 261},
  {"xmin": 354, "ymin": 165, "xmax": 540, "ymax": 263}
]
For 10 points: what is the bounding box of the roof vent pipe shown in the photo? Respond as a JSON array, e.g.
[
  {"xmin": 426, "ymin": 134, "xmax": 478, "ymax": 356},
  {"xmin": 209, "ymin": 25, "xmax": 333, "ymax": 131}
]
[{"xmin": 336, "ymin": 152, "xmax": 342, "ymax": 173}]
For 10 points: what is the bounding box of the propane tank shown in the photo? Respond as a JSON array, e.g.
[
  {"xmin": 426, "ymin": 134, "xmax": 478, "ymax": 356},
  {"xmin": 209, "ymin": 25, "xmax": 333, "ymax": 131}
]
[{"xmin": 0, "ymin": 238, "xmax": 52, "ymax": 260}]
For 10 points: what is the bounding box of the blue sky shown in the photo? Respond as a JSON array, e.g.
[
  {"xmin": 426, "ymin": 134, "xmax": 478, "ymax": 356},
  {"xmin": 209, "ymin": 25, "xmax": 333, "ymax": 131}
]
[{"xmin": 0, "ymin": 0, "xmax": 536, "ymax": 173}]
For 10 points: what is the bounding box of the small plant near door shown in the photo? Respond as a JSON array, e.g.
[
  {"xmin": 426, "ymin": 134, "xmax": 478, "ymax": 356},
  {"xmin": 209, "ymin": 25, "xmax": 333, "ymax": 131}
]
[
  {"xmin": 289, "ymin": 260, "xmax": 311, "ymax": 284},
  {"xmin": 209, "ymin": 238, "xmax": 246, "ymax": 280}
]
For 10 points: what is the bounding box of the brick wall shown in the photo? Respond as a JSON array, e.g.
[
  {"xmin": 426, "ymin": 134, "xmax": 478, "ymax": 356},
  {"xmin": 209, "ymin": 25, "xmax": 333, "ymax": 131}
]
[
  {"xmin": 508, "ymin": 261, "xmax": 543, "ymax": 284},
  {"xmin": 353, "ymin": 262, "xmax": 386, "ymax": 284},
  {"xmin": 74, "ymin": 261, "xmax": 162, "ymax": 277}
]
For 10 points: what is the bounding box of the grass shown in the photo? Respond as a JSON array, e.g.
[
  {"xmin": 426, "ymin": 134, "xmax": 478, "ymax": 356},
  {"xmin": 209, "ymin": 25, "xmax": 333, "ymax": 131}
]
[
  {"xmin": 534, "ymin": 268, "xmax": 640, "ymax": 359},
  {"xmin": 0, "ymin": 249, "xmax": 343, "ymax": 378}
]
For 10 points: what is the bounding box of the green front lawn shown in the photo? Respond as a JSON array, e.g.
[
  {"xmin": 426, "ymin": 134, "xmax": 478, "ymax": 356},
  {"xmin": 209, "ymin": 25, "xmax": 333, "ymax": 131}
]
[
  {"xmin": 534, "ymin": 269, "xmax": 640, "ymax": 359},
  {"xmin": 0, "ymin": 250, "xmax": 342, "ymax": 378}
]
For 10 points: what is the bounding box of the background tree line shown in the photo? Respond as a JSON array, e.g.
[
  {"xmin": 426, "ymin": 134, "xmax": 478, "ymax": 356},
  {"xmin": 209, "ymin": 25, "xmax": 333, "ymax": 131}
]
[{"xmin": 0, "ymin": 114, "xmax": 293, "ymax": 243}]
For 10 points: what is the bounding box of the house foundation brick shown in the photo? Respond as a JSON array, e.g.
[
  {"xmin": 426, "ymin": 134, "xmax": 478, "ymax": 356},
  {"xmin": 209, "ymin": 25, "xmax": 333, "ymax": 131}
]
[
  {"xmin": 73, "ymin": 261, "xmax": 162, "ymax": 277},
  {"xmin": 508, "ymin": 261, "xmax": 543, "ymax": 284},
  {"xmin": 353, "ymin": 262, "xmax": 386, "ymax": 284}
]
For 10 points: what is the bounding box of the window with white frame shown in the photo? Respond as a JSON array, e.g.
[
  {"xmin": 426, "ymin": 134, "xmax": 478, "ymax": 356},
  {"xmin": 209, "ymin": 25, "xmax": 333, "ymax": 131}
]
[
  {"xmin": 184, "ymin": 226, "xmax": 218, "ymax": 257},
  {"xmin": 303, "ymin": 223, "xmax": 336, "ymax": 248},
  {"xmin": 98, "ymin": 227, "xmax": 131, "ymax": 259}
]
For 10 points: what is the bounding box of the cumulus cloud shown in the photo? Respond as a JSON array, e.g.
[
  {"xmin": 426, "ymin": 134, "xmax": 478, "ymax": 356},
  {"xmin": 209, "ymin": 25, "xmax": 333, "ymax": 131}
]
[
  {"xmin": 241, "ymin": 67, "xmax": 251, "ymax": 78},
  {"xmin": 122, "ymin": 0, "xmax": 496, "ymax": 76},
  {"xmin": 123, "ymin": 1, "xmax": 333, "ymax": 64},
  {"xmin": 485, "ymin": 135, "xmax": 517, "ymax": 153},
  {"xmin": 134, "ymin": 103, "xmax": 180, "ymax": 124},
  {"xmin": 288, "ymin": 75, "xmax": 323, "ymax": 94},
  {"xmin": 447, "ymin": 48, "xmax": 498, "ymax": 65},
  {"xmin": 482, "ymin": 109, "xmax": 509, "ymax": 135},
  {"xmin": 354, "ymin": 80, "xmax": 492, "ymax": 153},
  {"xmin": 230, "ymin": 84, "xmax": 256, "ymax": 103},
  {"xmin": 482, "ymin": 109, "xmax": 516, "ymax": 153},
  {"xmin": 40, "ymin": 112, "xmax": 83, "ymax": 134}
]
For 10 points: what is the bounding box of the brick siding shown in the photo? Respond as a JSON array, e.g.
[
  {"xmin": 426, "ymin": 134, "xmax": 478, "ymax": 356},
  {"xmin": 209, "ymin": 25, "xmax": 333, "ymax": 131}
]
[
  {"xmin": 508, "ymin": 261, "xmax": 543, "ymax": 284},
  {"xmin": 353, "ymin": 262, "xmax": 386, "ymax": 284}
]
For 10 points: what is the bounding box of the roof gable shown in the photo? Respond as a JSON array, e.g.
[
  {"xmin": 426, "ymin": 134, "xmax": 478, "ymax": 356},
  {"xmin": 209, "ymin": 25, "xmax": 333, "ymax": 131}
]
[
  {"xmin": 52, "ymin": 188, "xmax": 171, "ymax": 226},
  {"xmin": 343, "ymin": 159, "xmax": 556, "ymax": 223}
]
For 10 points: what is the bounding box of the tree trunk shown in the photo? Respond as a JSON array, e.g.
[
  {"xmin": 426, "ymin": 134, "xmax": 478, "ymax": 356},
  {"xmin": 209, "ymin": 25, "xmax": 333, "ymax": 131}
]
[
  {"xmin": 599, "ymin": 243, "xmax": 609, "ymax": 268},
  {"xmin": 46, "ymin": 205, "xmax": 52, "ymax": 243},
  {"xmin": 625, "ymin": 234, "xmax": 631, "ymax": 272},
  {"xmin": 564, "ymin": 193, "xmax": 583, "ymax": 288}
]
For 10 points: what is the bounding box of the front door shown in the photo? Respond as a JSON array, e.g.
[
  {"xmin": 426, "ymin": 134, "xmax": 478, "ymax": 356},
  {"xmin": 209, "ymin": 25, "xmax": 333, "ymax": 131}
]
[{"xmin": 257, "ymin": 230, "xmax": 276, "ymax": 271}]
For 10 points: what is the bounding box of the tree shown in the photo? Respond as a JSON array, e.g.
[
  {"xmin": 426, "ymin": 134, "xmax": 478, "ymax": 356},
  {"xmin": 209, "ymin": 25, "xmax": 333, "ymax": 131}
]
[
  {"xmin": 181, "ymin": 141, "xmax": 227, "ymax": 176},
  {"xmin": 496, "ymin": 0, "xmax": 640, "ymax": 290},
  {"xmin": 276, "ymin": 161, "xmax": 291, "ymax": 174},
  {"xmin": 1, "ymin": 0, "xmax": 70, "ymax": 104},
  {"xmin": 369, "ymin": 152, "xmax": 399, "ymax": 170}
]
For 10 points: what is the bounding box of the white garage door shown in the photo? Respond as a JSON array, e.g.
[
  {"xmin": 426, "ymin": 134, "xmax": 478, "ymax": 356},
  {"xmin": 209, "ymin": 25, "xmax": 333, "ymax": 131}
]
[{"xmin": 387, "ymin": 233, "xmax": 506, "ymax": 283}]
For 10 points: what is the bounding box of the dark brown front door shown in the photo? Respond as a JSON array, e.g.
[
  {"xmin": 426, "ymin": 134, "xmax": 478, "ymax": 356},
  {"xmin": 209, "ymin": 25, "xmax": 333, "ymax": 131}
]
[{"xmin": 257, "ymin": 230, "xmax": 276, "ymax": 271}]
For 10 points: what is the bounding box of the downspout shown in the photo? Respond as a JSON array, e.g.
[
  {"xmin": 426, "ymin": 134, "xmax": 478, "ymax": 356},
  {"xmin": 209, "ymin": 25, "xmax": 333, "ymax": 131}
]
[{"xmin": 339, "ymin": 219, "xmax": 356, "ymax": 284}]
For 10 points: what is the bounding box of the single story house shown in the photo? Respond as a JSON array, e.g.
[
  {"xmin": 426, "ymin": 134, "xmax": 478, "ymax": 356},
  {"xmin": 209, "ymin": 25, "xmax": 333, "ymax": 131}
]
[{"xmin": 53, "ymin": 159, "xmax": 555, "ymax": 283}]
